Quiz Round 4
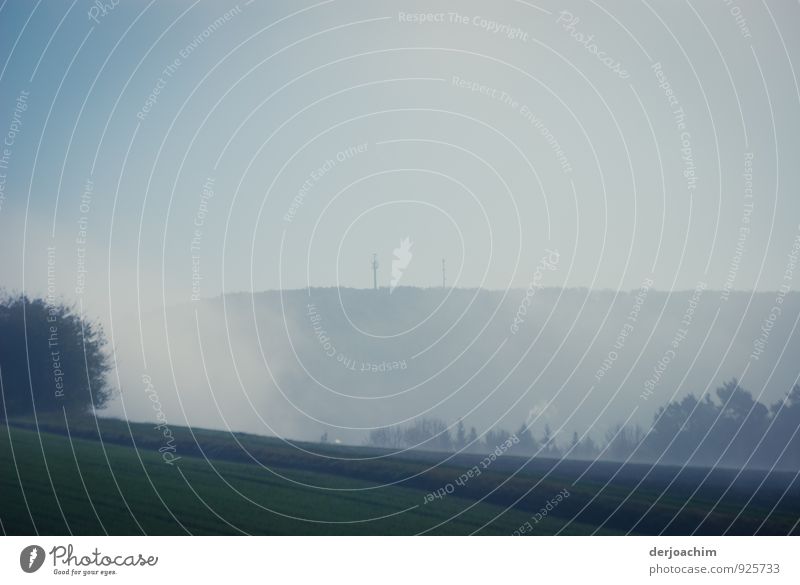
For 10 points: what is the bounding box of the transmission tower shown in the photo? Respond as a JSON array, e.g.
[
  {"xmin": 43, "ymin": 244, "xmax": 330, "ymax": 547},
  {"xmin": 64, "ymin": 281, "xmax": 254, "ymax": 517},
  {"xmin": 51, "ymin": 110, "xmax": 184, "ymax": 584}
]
[{"xmin": 372, "ymin": 253, "xmax": 379, "ymax": 290}]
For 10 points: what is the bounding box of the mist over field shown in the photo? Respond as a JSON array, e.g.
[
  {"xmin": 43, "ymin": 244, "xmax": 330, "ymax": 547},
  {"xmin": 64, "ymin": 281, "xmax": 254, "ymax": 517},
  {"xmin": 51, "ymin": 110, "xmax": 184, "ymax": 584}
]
[
  {"xmin": 105, "ymin": 287, "xmax": 800, "ymax": 449},
  {"xmin": 2, "ymin": 0, "xmax": 800, "ymax": 540}
]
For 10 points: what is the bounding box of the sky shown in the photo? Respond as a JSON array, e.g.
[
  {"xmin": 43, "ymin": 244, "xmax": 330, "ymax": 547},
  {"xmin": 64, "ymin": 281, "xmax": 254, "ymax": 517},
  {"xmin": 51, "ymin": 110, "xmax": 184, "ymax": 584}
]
[{"xmin": 0, "ymin": 0, "xmax": 798, "ymax": 318}]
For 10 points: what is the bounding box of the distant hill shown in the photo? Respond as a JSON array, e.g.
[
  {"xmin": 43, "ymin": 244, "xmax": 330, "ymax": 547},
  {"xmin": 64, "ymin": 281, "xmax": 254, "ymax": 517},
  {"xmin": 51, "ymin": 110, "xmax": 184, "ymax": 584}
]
[{"xmin": 107, "ymin": 287, "xmax": 800, "ymax": 447}]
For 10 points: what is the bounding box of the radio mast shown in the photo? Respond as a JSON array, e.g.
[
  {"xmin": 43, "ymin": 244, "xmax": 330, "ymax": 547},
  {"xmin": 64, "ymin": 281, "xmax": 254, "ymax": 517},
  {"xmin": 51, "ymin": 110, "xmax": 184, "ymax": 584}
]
[{"xmin": 372, "ymin": 253, "xmax": 379, "ymax": 290}]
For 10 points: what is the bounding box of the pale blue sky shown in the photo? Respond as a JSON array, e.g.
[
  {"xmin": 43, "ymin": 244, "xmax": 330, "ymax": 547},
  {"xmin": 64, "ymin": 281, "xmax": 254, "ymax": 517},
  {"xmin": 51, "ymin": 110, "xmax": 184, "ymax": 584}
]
[{"xmin": 0, "ymin": 0, "xmax": 798, "ymax": 314}]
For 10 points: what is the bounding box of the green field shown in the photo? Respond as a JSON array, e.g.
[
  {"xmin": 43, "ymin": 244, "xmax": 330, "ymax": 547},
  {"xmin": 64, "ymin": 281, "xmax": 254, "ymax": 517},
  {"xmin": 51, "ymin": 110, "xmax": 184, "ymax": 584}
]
[{"xmin": 1, "ymin": 416, "xmax": 797, "ymax": 535}]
